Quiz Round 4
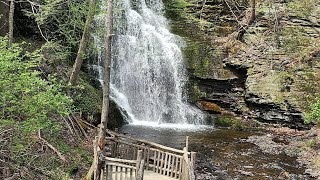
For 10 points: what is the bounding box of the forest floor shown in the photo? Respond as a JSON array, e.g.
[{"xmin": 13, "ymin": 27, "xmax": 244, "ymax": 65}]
[{"xmin": 247, "ymin": 126, "xmax": 320, "ymax": 178}]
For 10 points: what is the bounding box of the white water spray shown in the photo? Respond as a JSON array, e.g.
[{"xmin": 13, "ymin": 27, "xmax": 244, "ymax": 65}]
[{"xmin": 91, "ymin": 0, "xmax": 204, "ymax": 126}]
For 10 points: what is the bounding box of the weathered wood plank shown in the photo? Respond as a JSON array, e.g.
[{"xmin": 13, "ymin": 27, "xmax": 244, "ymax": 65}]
[
  {"xmin": 167, "ymin": 154, "xmax": 172, "ymax": 176},
  {"xmin": 160, "ymin": 152, "xmax": 164, "ymax": 174},
  {"xmin": 152, "ymin": 150, "xmax": 156, "ymax": 172},
  {"xmin": 146, "ymin": 147, "xmax": 150, "ymax": 170},
  {"xmin": 163, "ymin": 153, "xmax": 168, "ymax": 175},
  {"xmin": 106, "ymin": 130, "xmax": 190, "ymax": 155},
  {"xmin": 144, "ymin": 170, "xmax": 177, "ymax": 180},
  {"xmin": 156, "ymin": 151, "xmax": 161, "ymax": 173},
  {"xmin": 171, "ymin": 155, "xmax": 175, "ymax": 178},
  {"xmin": 103, "ymin": 156, "xmax": 137, "ymax": 164},
  {"xmin": 175, "ymin": 155, "xmax": 179, "ymax": 179},
  {"xmin": 105, "ymin": 163, "xmax": 136, "ymax": 170}
]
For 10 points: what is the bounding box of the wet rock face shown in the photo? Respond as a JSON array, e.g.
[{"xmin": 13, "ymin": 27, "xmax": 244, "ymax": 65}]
[
  {"xmin": 92, "ymin": 100, "xmax": 128, "ymax": 129},
  {"xmin": 245, "ymin": 93, "xmax": 307, "ymax": 129},
  {"xmin": 194, "ymin": 66, "xmax": 248, "ymax": 116},
  {"xmin": 108, "ymin": 100, "xmax": 129, "ymax": 129},
  {"xmin": 192, "ymin": 56, "xmax": 312, "ymax": 128},
  {"xmin": 165, "ymin": 0, "xmax": 320, "ymax": 129}
]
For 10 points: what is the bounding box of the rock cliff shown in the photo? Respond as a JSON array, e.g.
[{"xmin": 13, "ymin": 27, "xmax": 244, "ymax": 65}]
[{"xmin": 165, "ymin": 0, "xmax": 320, "ymax": 128}]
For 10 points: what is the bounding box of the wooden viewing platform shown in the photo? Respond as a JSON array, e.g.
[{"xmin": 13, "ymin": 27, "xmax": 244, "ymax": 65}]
[{"xmin": 97, "ymin": 130, "xmax": 196, "ymax": 180}]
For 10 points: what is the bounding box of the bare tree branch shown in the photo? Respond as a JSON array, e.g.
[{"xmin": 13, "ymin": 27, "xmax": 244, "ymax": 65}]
[{"xmin": 38, "ymin": 130, "xmax": 67, "ymax": 163}]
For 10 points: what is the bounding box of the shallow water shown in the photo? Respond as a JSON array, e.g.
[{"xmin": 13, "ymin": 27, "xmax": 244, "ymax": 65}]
[{"xmin": 119, "ymin": 124, "xmax": 312, "ymax": 179}]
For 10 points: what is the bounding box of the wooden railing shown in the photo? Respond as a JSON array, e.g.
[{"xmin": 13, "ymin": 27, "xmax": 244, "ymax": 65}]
[
  {"xmin": 104, "ymin": 130, "xmax": 196, "ymax": 180},
  {"xmin": 100, "ymin": 150, "xmax": 145, "ymax": 180}
]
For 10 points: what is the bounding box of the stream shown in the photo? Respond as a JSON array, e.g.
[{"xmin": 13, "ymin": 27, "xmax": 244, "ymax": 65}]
[{"xmin": 119, "ymin": 125, "xmax": 313, "ymax": 179}]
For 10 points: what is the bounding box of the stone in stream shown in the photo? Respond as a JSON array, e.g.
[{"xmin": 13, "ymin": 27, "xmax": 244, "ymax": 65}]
[
  {"xmin": 305, "ymin": 169, "xmax": 313, "ymax": 175},
  {"xmin": 237, "ymin": 170, "xmax": 254, "ymax": 176},
  {"xmin": 243, "ymin": 165, "xmax": 254, "ymax": 169}
]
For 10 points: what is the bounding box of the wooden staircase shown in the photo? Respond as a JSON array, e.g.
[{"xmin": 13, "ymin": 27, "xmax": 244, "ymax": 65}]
[{"xmin": 98, "ymin": 130, "xmax": 196, "ymax": 180}]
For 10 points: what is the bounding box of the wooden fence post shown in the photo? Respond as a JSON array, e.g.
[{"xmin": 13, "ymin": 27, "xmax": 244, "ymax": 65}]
[
  {"xmin": 190, "ymin": 152, "xmax": 196, "ymax": 180},
  {"xmin": 181, "ymin": 147, "xmax": 189, "ymax": 180},
  {"xmin": 136, "ymin": 150, "xmax": 144, "ymax": 180},
  {"xmin": 185, "ymin": 136, "xmax": 189, "ymax": 152}
]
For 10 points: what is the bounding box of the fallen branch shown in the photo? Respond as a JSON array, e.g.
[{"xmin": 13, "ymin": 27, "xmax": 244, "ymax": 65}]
[
  {"xmin": 38, "ymin": 130, "xmax": 67, "ymax": 163},
  {"xmin": 61, "ymin": 115, "xmax": 75, "ymax": 136},
  {"xmin": 79, "ymin": 118, "xmax": 96, "ymax": 129},
  {"xmin": 4, "ymin": 173, "xmax": 19, "ymax": 180},
  {"xmin": 68, "ymin": 115, "xmax": 81, "ymax": 139},
  {"xmin": 76, "ymin": 118, "xmax": 88, "ymax": 138},
  {"xmin": 72, "ymin": 114, "xmax": 88, "ymax": 138}
]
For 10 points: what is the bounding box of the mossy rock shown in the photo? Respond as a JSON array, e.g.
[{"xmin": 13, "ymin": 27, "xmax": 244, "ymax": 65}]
[
  {"xmin": 214, "ymin": 115, "xmax": 264, "ymax": 130},
  {"xmin": 215, "ymin": 116, "xmax": 244, "ymax": 130},
  {"xmin": 71, "ymin": 80, "xmax": 103, "ymax": 117}
]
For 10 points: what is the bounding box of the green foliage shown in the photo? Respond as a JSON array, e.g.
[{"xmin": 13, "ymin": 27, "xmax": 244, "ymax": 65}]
[
  {"xmin": 305, "ymin": 97, "xmax": 320, "ymax": 125},
  {"xmin": 41, "ymin": 41, "xmax": 71, "ymax": 65},
  {"xmin": 306, "ymin": 139, "xmax": 317, "ymax": 148},
  {"xmin": 0, "ymin": 37, "xmax": 72, "ymax": 132},
  {"xmin": 71, "ymin": 81, "xmax": 102, "ymax": 116},
  {"xmin": 215, "ymin": 116, "xmax": 232, "ymax": 127},
  {"xmin": 184, "ymin": 41, "xmax": 213, "ymax": 77},
  {"xmin": 164, "ymin": 0, "xmax": 192, "ymax": 17},
  {"xmin": 280, "ymin": 26, "xmax": 320, "ymax": 64},
  {"xmin": 164, "ymin": 0, "xmax": 191, "ymax": 13},
  {"xmin": 0, "ymin": 119, "xmax": 91, "ymax": 179},
  {"xmin": 287, "ymin": 0, "xmax": 317, "ymax": 18},
  {"xmin": 25, "ymin": 0, "xmax": 90, "ymax": 52},
  {"xmin": 294, "ymin": 68, "xmax": 320, "ymax": 113},
  {"xmin": 281, "ymin": 27, "xmax": 311, "ymax": 53},
  {"xmin": 215, "ymin": 116, "xmax": 243, "ymax": 129}
]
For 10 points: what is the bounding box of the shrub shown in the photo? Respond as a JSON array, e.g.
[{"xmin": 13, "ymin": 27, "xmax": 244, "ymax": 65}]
[
  {"xmin": 72, "ymin": 81, "xmax": 102, "ymax": 116},
  {"xmin": 305, "ymin": 97, "xmax": 320, "ymax": 125},
  {"xmin": 0, "ymin": 37, "xmax": 72, "ymax": 132},
  {"xmin": 215, "ymin": 116, "xmax": 243, "ymax": 129},
  {"xmin": 164, "ymin": 0, "xmax": 191, "ymax": 13}
]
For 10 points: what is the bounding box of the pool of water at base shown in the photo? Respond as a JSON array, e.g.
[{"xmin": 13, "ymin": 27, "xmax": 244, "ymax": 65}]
[{"xmin": 119, "ymin": 124, "xmax": 313, "ymax": 180}]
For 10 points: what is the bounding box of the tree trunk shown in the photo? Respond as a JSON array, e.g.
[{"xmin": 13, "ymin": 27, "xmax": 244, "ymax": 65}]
[
  {"xmin": 237, "ymin": 0, "xmax": 255, "ymax": 41},
  {"xmin": 68, "ymin": 0, "xmax": 95, "ymax": 85},
  {"xmin": 88, "ymin": 0, "xmax": 113, "ymax": 179},
  {"xmin": 97, "ymin": 0, "xmax": 113, "ymax": 153},
  {"xmin": 0, "ymin": 0, "xmax": 9, "ymax": 36},
  {"xmin": 248, "ymin": 0, "xmax": 256, "ymax": 25},
  {"xmin": 8, "ymin": 0, "xmax": 14, "ymax": 47},
  {"xmin": 95, "ymin": 0, "xmax": 113, "ymax": 176}
]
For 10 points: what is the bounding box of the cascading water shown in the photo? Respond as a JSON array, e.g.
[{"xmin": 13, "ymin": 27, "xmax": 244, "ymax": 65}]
[{"xmin": 91, "ymin": 0, "xmax": 204, "ymax": 126}]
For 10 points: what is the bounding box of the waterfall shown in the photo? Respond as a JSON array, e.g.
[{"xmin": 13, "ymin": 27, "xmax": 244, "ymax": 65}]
[{"xmin": 91, "ymin": 0, "xmax": 204, "ymax": 125}]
